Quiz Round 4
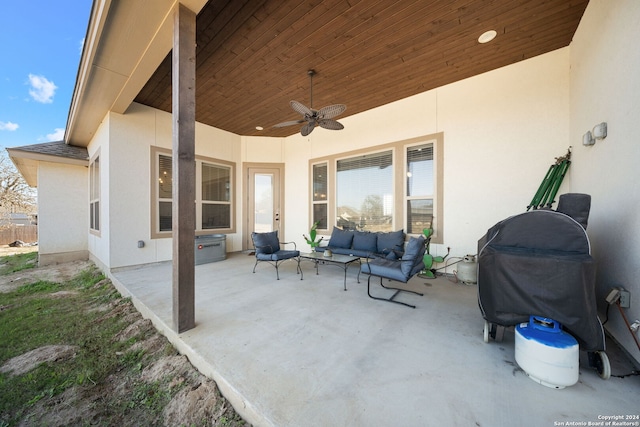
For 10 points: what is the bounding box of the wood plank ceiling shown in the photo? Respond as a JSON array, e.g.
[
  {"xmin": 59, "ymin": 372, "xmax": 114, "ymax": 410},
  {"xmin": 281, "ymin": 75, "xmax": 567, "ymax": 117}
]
[{"xmin": 134, "ymin": 0, "xmax": 589, "ymax": 138}]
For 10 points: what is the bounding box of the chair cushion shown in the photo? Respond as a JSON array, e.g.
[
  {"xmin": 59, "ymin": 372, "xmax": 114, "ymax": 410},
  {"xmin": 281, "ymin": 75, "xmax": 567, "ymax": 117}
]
[
  {"xmin": 329, "ymin": 227, "xmax": 354, "ymax": 249},
  {"xmin": 361, "ymin": 258, "xmax": 409, "ymax": 282},
  {"xmin": 252, "ymin": 231, "xmax": 280, "ymax": 254},
  {"xmin": 352, "ymin": 231, "xmax": 377, "ymax": 253},
  {"xmin": 256, "ymin": 249, "xmax": 299, "ymax": 261},
  {"xmin": 401, "ymin": 236, "xmax": 425, "ymax": 276},
  {"xmin": 376, "ymin": 229, "xmax": 405, "ymax": 255}
]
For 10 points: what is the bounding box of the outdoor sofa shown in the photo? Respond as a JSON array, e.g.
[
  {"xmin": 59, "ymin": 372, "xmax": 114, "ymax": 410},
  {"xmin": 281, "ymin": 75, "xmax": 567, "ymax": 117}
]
[{"xmin": 315, "ymin": 227, "xmax": 406, "ymax": 259}]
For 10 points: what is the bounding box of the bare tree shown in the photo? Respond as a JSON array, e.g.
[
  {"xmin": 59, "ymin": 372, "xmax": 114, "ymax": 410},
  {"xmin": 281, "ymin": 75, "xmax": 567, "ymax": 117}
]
[{"xmin": 1, "ymin": 150, "xmax": 37, "ymax": 226}]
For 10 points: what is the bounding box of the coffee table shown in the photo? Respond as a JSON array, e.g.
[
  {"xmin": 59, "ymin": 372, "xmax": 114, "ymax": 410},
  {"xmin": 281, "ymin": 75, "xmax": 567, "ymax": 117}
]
[{"xmin": 299, "ymin": 252, "xmax": 361, "ymax": 291}]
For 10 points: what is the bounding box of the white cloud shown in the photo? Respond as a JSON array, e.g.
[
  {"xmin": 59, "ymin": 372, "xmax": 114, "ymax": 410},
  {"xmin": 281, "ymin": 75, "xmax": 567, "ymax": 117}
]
[
  {"xmin": 46, "ymin": 128, "xmax": 65, "ymax": 141},
  {"xmin": 0, "ymin": 121, "xmax": 19, "ymax": 131},
  {"xmin": 28, "ymin": 74, "xmax": 57, "ymax": 103}
]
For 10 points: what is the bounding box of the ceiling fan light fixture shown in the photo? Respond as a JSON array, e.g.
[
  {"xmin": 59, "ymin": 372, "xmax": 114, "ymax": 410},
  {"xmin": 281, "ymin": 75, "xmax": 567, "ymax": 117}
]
[
  {"xmin": 478, "ymin": 30, "xmax": 497, "ymax": 44},
  {"xmin": 273, "ymin": 70, "xmax": 346, "ymax": 136}
]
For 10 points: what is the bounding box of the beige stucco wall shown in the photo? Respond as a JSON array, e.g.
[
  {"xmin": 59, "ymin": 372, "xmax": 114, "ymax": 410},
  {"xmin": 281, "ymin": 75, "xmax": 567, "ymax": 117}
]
[
  {"xmin": 37, "ymin": 161, "xmax": 88, "ymax": 265},
  {"xmin": 281, "ymin": 47, "xmax": 571, "ymax": 258},
  {"xmin": 87, "ymin": 117, "xmax": 111, "ymax": 269},
  {"xmin": 570, "ymin": 0, "xmax": 640, "ymax": 364},
  {"xmin": 101, "ymin": 103, "xmax": 243, "ymax": 269}
]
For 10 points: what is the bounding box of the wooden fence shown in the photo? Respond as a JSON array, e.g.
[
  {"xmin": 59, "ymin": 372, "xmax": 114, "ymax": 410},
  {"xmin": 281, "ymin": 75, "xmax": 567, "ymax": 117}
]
[{"xmin": 0, "ymin": 225, "xmax": 38, "ymax": 245}]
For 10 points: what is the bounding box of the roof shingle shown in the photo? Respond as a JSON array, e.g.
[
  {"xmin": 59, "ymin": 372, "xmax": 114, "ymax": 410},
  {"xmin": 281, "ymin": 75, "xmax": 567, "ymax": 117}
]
[{"xmin": 8, "ymin": 140, "xmax": 89, "ymax": 161}]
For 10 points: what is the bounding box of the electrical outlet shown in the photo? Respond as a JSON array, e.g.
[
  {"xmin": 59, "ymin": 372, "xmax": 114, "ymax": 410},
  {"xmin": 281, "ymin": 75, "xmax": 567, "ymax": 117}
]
[
  {"xmin": 606, "ymin": 288, "xmax": 621, "ymax": 304},
  {"xmin": 619, "ymin": 289, "xmax": 631, "ymax": 308}
]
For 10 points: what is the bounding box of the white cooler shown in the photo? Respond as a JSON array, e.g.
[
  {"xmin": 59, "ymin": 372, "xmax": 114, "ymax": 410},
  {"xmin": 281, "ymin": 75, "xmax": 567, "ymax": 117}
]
[{"xmin": 515, "ymin": 316, "xmax": 579, "ymax": 389}]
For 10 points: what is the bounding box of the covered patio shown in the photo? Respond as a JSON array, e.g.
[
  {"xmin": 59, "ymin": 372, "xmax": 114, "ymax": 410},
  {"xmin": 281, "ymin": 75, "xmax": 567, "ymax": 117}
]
[{"xmin": 110, "ymin": 253, "xmax": 639, "ymax": 427}]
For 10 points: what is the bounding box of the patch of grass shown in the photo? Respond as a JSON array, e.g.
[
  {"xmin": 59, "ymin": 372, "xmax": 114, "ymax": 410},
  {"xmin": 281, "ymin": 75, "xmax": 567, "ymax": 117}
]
[
  {"xmin": 16, "ymin": 280, "xmax": 61, "ymax": 294},
  {"xmin": 0, "ymin": 263, "xmax": 147, "ymax": 426},
  {"xmin": 0, "ymin": 254, "xmax": 249, "ymax": 427},
  {"xmin": 0, "ymin": 251, "xmax": 37, "ymax": 275},
  {"xmin": 129, "ymin": 380, "xmax": 174, "ymax": 414}
]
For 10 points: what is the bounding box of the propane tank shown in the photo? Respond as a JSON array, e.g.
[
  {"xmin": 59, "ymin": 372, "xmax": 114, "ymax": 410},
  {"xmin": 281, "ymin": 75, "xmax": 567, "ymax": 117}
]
[{"xmin": 456, "ymin": 255, "xmax": 477, "ymax": 284}]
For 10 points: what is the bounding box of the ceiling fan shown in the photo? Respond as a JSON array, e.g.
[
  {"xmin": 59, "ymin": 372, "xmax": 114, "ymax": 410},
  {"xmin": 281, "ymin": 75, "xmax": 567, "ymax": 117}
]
[{"xmin": 273, "ymin": 70, "xmax": 346, "ymax": 136}]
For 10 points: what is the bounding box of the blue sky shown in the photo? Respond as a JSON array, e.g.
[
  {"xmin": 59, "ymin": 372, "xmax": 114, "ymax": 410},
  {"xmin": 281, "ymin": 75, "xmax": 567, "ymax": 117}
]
[{"xmin": 0, "ymin": 1, "xmax": 92, "ymax": 149}]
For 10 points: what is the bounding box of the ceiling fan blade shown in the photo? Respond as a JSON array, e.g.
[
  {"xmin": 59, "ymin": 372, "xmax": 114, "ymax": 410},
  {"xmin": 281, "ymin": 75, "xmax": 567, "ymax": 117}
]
[
  {"xmin": 301, "ymin": 121, "xmax": 315, "ymax": 136},
  {"xmin": 273, "ymin": 119, "xmax": 304, "ymax": 128},
  {"xmin": 290, "ymin": 100, "xmax": 313, "ymax": 117},
  {"xmin": 318, "ymin": 119, "xmax": 344, "ymax": 130},
  {"xmin": 317, "ymin": 104, "xmax": 346, "ymax": 119}
]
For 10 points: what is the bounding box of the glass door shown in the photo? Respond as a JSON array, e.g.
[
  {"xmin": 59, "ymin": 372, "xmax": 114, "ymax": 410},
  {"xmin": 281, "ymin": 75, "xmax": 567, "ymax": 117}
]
[
  {"xmin": 245, "ymin": 165, "xmax": 283, "ymax": 250},
  {"xmin": 253, "ymin": 172, "xmax": 277, "ymax": 233}
]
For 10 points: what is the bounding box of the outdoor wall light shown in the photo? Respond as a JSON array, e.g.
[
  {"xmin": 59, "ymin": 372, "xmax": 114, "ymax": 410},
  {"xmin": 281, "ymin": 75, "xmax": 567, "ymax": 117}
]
[
  {"xmin": 593, "ymin": 122, "xmax": 607, "ymax": 140},
  {"xmin": 582, "ymin": 122, "xmax": 607, "ymax": 146}
]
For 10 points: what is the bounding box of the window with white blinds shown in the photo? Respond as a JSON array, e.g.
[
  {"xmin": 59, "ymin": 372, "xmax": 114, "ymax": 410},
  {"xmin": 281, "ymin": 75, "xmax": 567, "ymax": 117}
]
[
  {"xmin": 153, "ymin": 148, "xmax": 235, "ymax": 236},
  {"xmin": 336, "ymin": 150, "xmax": 393, "ymax": 232},
  {"xmin": 157, "ymin": 154, "xmax": 172, "ymax": 232},
  {"xmin": 201, "ymin": 162, "xmax": 231, "ymax": 230},
  {"xmin": 312, "ymin": 163, "xmax": 328, "ymax": 229},
  {"xmin": 406, "ymin": 143, "xmax": 434, "ymax": 234},
  {"xmin": 308, "ymin": 134, "xmax": 443, "ymax": 242}
]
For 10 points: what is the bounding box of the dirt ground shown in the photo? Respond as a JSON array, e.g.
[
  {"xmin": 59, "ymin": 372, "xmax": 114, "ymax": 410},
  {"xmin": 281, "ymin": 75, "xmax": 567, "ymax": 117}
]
[
  {"xmin": 0, "ymin": 245, "xmax": 249, "ymax": 426},
  {"xmin": 0, "ymin": 246, "xmax": 90, "ymax": 293}
]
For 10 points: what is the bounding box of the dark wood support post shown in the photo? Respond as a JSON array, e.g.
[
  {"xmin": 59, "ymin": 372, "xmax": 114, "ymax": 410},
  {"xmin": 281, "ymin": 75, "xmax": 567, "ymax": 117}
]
[{"xmin": 172, "ymin": 3, "xmax": 196, "ymax": 333}]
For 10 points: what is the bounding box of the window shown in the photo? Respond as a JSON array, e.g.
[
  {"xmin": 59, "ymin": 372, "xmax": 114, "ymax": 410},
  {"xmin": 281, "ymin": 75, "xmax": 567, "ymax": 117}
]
[
  {"xmin": 201, "ymin": 162, "xmax": 231, "ymax": 229},
  {"xmin": 312, "ymin": 163, "xmax": 328, "ymax": 229},
  {"xmin": 152, "ymin": 148, "xmax": 235, "ymax": 237},
  {"xmin": 308, "ymin": 134, "xmax": 443, "ymax": 242},
  {"xmin": 406, "ymin": 143, "xmax": 434, "ymax": 234},
  {"xmin": 336, "ymin": 151, "xmax": 393, "ymax": 232},
  {"xmin": 158, "ymin": 154, "xmax": 172, "ymax": 232},
  {"xmin": 89, "ymin": 154, "xmax": 100, "ymax": 233}
]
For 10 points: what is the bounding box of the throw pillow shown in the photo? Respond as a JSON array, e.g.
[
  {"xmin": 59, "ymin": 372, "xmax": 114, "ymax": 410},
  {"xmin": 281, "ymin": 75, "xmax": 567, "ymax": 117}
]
[
  {"xmin": 252, "ymin": 231, "xmax": 280, "ymax": 254},
  {"xmin": 329, "ymin": 227, "xmax": 354, "ymax": 249},
  {"xmin": 352, "ymin": 231, "xmax": 377, "ymax": 253},
  {"xmin": 401, "ymin": 236, "xmax": 425, "ymax": 276},
  {"xmin": 376, "ymin": 229, "xmax": 405, "ymax": 254}
]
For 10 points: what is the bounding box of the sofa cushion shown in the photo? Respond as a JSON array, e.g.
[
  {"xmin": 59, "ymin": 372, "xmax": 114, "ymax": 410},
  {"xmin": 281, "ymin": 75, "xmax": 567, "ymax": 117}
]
[
  {"xmin": 376, "ymin": 229, "xmax": 405, "ymax": 255},
  {"xmin": 349, "ymin": 248, "xmax": 373, "ymax": 258},
  {"xmin": 327, "ymin": 247, "xmax": 351, "ymax": 256},
  {"xmin": 329, "ymin": 227, "xmax": 354, "ymax": 249},
  {"xmin": 252, "ymin": 231, "xmax": 280, "ymax": 254},
  {"xmin": 352, "ymin": 231, "xmax": 378, "ymax": 254},
  {"xmin": 401, "ymin": 236, "xmax": 425, "ymax": 276}
]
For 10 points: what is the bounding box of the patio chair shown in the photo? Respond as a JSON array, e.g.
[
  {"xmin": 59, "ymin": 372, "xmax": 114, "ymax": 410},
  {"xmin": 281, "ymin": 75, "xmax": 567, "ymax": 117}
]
[
  {"xmin": 251, "ymin": 231, "xmax": 302, "ymax": 280},
  {"xmin": 360, "ymin": 235, "xmax": 427, "ymax": 308}
]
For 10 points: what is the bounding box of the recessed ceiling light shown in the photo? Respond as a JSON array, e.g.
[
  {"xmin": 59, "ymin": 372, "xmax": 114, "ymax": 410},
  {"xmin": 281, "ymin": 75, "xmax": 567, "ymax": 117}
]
[
  {"xmin": 255, "ymin": 126, "xmax": 264, "ymax": 131},
  {"xmin": 478, "ymin": 30, "xmax": 497, "ymax": 44}
]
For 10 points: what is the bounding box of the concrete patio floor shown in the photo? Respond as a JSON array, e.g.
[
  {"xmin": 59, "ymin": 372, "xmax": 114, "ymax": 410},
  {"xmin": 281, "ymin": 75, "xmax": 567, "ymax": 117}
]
[{"xmin": 109, "ymin": 252, "xmax": 639, "ymax": 427}]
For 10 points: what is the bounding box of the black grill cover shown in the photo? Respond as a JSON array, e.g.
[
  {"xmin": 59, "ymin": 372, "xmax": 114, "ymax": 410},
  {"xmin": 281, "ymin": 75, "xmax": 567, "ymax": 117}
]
[{"xmin": 477, "ymin": 210, "xmax": 605, "ymax": 351}]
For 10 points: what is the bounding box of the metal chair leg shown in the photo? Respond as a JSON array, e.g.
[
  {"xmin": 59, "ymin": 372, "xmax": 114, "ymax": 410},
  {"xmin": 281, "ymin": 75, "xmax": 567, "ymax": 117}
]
[{"xmin": 367, "ymin": 276, "xmax": 417, "ymax": 309}]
